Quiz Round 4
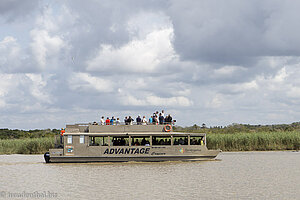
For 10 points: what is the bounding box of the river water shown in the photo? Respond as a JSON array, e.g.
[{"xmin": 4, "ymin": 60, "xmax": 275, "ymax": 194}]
[{"xmin": 0, "ymin": 151, "xmax": 299, "ymax": 200}]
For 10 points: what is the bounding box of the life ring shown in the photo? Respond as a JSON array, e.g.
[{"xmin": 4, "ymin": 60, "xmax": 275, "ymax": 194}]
[{"xmin": 164, "ymin": 124, "xmax": 172, "ymax": 132}]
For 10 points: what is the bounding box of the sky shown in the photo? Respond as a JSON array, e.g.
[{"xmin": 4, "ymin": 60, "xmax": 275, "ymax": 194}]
[{"xmin": 1, "ymin": 0, "xmax": 300, "ymax": 129}]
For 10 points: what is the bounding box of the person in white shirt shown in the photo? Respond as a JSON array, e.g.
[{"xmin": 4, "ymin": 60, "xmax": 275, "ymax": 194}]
[
  {"xmin": 116, "ymin": 118, "xmax": 121, "ymax": 125},
  {"xmin": 142, "ymin": 116, "xmax": 147, "ymax": 125},
  {"xmin": 100, "ymin": 116, "xmax": 105, "ymax": 125},
  {"xmin": 161, "ymin": 110, "xmax": 165, "ymax": 117}
]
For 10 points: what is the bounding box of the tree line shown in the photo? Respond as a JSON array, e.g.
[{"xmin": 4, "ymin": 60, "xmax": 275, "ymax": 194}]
[{"xmin": 0, "ymin": 129, "xmax": 59, "ymax": 139}]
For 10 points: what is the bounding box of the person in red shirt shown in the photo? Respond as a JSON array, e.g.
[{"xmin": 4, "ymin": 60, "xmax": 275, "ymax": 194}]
[{"xmin": 105, "ymin": 117, "xmax": 110, "ymax": 125}]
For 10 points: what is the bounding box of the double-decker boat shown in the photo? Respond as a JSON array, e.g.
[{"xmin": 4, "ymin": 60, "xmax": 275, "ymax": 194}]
[{"xmin": 44, "ymin": 123, "xmax": 221, "ymax": 163}]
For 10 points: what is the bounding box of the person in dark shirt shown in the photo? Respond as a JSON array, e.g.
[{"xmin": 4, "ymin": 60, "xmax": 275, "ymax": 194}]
[
  {"xmin": 159, "ymin": 113, "xmax": 164, "ymax": 124},
  {"xmin": 136, "ymin": 115, "xmax": 142, "ymax": 125},
  {"xmin": 141, "ymin": 137, "xmax": 146, "ymax": 145},
  {"xmin": 174, "ymin": 138, "xmax": 179, "ymax": 145},
  {"xmin": 134, "ymin": 139, "xmax": 140, "ymax": 146},
  {"xmin": 128, "ymin": 116, "xmax": 134, "ymax": 125}
]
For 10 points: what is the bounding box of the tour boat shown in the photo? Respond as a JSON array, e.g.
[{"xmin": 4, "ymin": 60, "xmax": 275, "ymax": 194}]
[{"xmin": 44, "ymin": 123, "xmax": 221, "ymax": 163}]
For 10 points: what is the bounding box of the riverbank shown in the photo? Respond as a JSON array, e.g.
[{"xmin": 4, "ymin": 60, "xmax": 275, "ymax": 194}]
[{"xmin": 0, "ymin": 131, "xmax": 299, "ymax": 154}]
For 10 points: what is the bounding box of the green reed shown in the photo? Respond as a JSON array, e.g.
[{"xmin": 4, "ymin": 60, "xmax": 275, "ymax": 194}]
[
  {"xmin": 207, "ymin": 131, "xmax": 300, "ymax": 151},
  {"xmin": 1, "ymin": 131, "xmax": 300, "ymax": 154},
  {"xmin": 0, "ymin": 137, "xmax": 54, "ymax": 154}
]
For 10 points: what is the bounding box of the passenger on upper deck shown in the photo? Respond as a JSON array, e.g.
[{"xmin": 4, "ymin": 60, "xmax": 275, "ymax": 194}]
[
  {"xmin": 165, "ymin": 114, "xmax": 172, "ymax": 124},
  {"xmin": 127, "ymin": 116, "xmax": 134, "ymax": 125},
  {"xmin": 161, "ymin": 110, "xmax": 165, "ymax": 117},
  {"xmin": 60, "ymin": 128, "xmax": 65, "ymax": 144},
  {"xmin": 100, "ymin": 116, "xmax": 105, "ymax": 125},
  {"xmin": 149, "ymin": 116, "xmax": 153, "ymax": 124},
  {"xmin": 159, "ymin": 113, "xmax": 164, "ymax": 125},
  {"xmin": 105, "ymin": 117, "xmax": 110, "ymax": 125},
  {"xmin": 116, "ymin": 118, "xmax": 120, "ymax": 125},
  {"xmin": 136, "ymin": 115, "xmax": 142, "ymax": 125},
  {"xmin": 110, "ymin": 117, "xmax": 115, "ymax": 125},
  {"xmin": 142, "ymin": 116, "xmax": 147, "ymax": 125},
  {"xmin": 153, "ymin": 115, "xmax": 158, "ymax": 125},
  {"xmin": 124, "ymin": 116, "xmax": 128, "ymax": 125}
]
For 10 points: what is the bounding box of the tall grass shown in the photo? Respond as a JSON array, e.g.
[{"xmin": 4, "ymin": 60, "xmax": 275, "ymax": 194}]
[
  {"xmin": 207, "ymin": 131, "xmax": 300, "ymax": 151},
  {"xmin": 1, "ymin": 131, "xmax": 300, "ymax": 154},
  {"xmin": 0, "ymin": 137, "xmax": 54, "ymax": 154}
]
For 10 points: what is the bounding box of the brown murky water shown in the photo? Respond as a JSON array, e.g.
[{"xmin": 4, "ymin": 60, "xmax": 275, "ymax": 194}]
[{"xmin": 0, "ymin": 151, "xmax": 299, "ymax": 200}]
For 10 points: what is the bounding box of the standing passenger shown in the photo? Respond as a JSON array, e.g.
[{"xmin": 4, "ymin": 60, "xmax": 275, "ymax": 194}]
[
  {"xmin": 142, "ymin": 116, "xmax": 147, "ymax": 125},
  {"xmin": 149, "ymin": 116, "xmax": 153, "ymax": 124},
  {"xmin": 128, "ymin": 116, "xmax": 134, "ymax": 125},
  {"xmin": 159, "ymin": 113, "xmax": 164, "ymax": 125},
  {"xmin": 136, "ymin": 115, "xmax": 142, "ymax": 125},
  {"xmin": 161, "ymin": 110, "xmax": 165, "ymax": 117}
]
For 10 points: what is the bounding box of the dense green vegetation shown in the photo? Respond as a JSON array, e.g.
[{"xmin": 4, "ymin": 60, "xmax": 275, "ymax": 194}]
[
  {"xmin": 0, "ymin": 129, "xmax": 58, "ymax": 154},
  {"xmin": 206, "ymin": 132, "xmax": 300, "ymax": 151},
  {"xmin": 0, "ymin": 137, "xmax": 54, "ymax": 154},
  {"xmin": 0, "ymin": 123, "xmax": 300, "ymax": 154},
  {"xmin": 174, "ymin": 123, "xmax": 300, "ymax": 151}
]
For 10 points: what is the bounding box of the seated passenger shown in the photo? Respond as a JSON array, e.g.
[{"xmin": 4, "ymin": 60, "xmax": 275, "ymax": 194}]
[
  {"xmin": 120, "ymin": 138, "xmax": 126, "ymax": 146},
  {"xmin": 174, "ymin": 139, "xmax": 179, "ymax": 145},
  {"xmin": 164, "ymin": 139, "xmax": 168, "ymax": 145},
  {"xmin": 141, "ymin": 137, "xmax": 146, "ymax": 145},
  {"xmin": 191, "ymin": 138, "xmax": 196, "ymax": 145},
  {"xmin": 184, "ymin": 138, "xmax": 188, "ymax": 145},
  {"xmin": 178, "ymin": 138, "xmax": 184, "ymax": 145},
  {"xmin": 159, "ymin": 139, "xmax": 164, "ymax": 145},
  {"xmin": 134, "ymin": 139, "xmax": 140, "ymax": 146},
  {"xmin": 105, "ymin": 117, "xmax": 110, "ymax": 125}
]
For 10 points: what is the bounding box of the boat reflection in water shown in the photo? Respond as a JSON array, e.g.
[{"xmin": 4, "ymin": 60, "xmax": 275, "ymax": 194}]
[{"xmin": 44, "ymin": 123, "xmax": 221, "ymax": 163}]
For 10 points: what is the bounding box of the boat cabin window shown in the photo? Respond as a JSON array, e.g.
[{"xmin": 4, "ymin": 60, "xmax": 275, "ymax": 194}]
[
  {"xmin": 89, "ymin": 136, "xmax": 109, "ymax": 146},
  {"xmin": 190, "ymin": 136, "xmax": 204, "ymax": 145},
  {"xmin": 131, "ymin": 136, "xmax": 150, "ymax": 146},
  {"xmin": 111, "ymin": 136, "xmax": 129, "ymax": 146},
  {"xmin": 67, "ymin": 135, "xmax": 72, "ymax": 144},
  {"xmin": 173, "ymin": 136, "xmax": 188, "ymax": 145},
  {"xmin": 80, "ymin": 135, "xmax": 85, "ymax": 144},
  {"xmin": 152, "ymin": 136, "xmax": 171, "ymax": 145}
]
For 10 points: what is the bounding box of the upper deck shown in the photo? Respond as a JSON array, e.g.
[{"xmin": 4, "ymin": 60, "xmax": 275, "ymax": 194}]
[
  {"xmin": 64, "ymin": 123, "xmax": 206, "ymax": 138},
  {"xmin": 66, "ymin": 123, "xmax": 171, "ymax": 134}
]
